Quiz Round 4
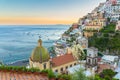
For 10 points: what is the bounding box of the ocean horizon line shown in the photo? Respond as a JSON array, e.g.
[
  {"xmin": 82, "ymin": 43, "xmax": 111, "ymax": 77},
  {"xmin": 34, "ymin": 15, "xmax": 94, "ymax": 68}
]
[{"xmin": 0, "ymin": 24, "xmax": 71, "ymax": 26}]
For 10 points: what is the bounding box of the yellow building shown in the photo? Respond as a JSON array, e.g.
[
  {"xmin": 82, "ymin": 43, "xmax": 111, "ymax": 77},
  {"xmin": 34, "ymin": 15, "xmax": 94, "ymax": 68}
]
[
  {"xmin": 85, "ymin": 18, "xmax": 106, "ymax": 31},
  {"xmin": 29, "ymin": 39, "xmax": 78, "ymax": 73}
]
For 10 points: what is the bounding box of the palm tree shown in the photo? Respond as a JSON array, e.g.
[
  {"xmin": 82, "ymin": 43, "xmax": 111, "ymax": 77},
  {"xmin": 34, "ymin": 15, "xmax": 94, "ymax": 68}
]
[{"xmin": 71, "ymin": 43, "xmax": 85, "ymax": 60}]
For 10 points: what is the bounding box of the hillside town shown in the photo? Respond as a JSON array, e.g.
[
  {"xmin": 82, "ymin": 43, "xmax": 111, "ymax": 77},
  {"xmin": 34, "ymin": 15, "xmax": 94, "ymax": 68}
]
[
  {"xmin": 0, "ymin": 0, "xmax": 120, "ymax": 80},
  {"xmin": 28, "ymin": 0, "xmax": 120, "ymax": 79}
]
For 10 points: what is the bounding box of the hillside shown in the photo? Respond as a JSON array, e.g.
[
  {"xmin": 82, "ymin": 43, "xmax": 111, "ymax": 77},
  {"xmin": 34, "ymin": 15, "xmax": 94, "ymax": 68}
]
[{"xmin": 88, "ymin": 23, "xmax": 120, "ymax": 55}]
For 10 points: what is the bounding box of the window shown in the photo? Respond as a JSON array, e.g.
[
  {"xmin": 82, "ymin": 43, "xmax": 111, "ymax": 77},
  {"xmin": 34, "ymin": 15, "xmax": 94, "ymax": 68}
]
[
  {"xmin": 66, "ymin": 66, "xmax": 68, "ymax": 69},
  {"xmin": 88, "ymin": 59, "xmax": 91, "ymax": 63},
  {"xmin": 74, "ymin": 63, "xmax": 76, "ymax": 65},
  {"xmin": 94, "ymin": 54, "xmax": 97, "ymax": 57},
  {"xmin": 55, "ymin": 69, "xmax": 58, "ymax": 73},
  {"xmin": 43, "ymin": 63, "xmax": 46, "ymax": 69},
  {"xmin": 70, "ymin": 64, "xmax": 72, "ymax": 67},
  {"xmin": 89, "ymin": 54, "xmax": 91, "ymax": 57},
  {"xmin": 95, "ymin": 59, "xmax": 97, "ymax": 64},
  {"xmin": 61, "ymin": 68, "xmax": 63, "ymax": 72}
]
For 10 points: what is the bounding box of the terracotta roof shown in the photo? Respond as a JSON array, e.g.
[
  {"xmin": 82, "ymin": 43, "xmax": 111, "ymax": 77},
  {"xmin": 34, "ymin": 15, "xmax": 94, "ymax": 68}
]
[
  {"xmin": 51, "ymin": 54, "xmax": 76, "ymax": 67},
  {"xmin": 0, "ymin": 70, "xmax": 48, "ymax": 80}
]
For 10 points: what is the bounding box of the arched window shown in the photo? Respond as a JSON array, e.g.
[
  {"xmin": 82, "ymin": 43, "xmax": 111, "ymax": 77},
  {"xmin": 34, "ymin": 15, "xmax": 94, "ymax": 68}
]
[
  {"xmin": 55, "ymin": 69, "xmax": 58, "ymax": 73},
  {"xmin": 66, "ymin": 66, "xmax": 68, "ymax": 69},
  {"xmin": 61, "ymin": 68, "xmax": 63, "ymax": 72},
  {"xmin": 95, "ymin": 59, "xmax": 97, "ymax": 64},
  {"xmin": 43, "ymin": 63, "xmax": 46, "ymax": 69},
  {"xmin": 88, "ymin": 59, "xmax": 91, "ymax": 64},
  {"xmin": 74, "ymin": 63, "xmax": 76, "ymax": 66}
]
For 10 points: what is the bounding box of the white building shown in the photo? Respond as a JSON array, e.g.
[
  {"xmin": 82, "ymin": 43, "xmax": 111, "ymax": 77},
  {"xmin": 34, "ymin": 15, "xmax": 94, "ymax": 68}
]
[
  {"xmin": 99, "ymin": 0, "xmax": 120, "ymax": 21},
  {"xmin": 101, "ymin": 55, "xmax": 119, "ymax": 67},
  {"xmin": 61, "ymin": 35, "xmax": 70, "ymax": 42},
  {"xmin": 77, "ymin": 36, "xmax": 88, "ymax": 49},
  {"xmin": 115, "ymin": 60, "xmax": 120, "ymax": 72},
  {"xmin": 67, "ymin": 64, "xmax": 93, "ymax": 77},
  {"xmin": 114, "ymin": 60, "xmax": 120, "ymax": 79},
  {"xmin": 70, "ymin": 29, "xmax": 82, "ymax": 36},
  {"xmin": 54, "ymin": 40, "xmax": 67, "ymax": 55},
  {"xmin": 114, "ymin": 72, "xmax": 120, "ymax": 80}
]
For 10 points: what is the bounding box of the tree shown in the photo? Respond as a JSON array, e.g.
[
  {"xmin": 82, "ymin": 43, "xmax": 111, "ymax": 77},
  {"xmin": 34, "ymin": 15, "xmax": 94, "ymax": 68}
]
[
  {"xmin": 107, "ymin": 17, "xmax": 111, "ymax": 23},
  {"xmin": 88, "ymin": 23, "xmax": 120, "ymax": 54},
  {"xmin": 93, "ymin": 75, "xmax": 105, "ymax": 80},
  {"xmin": 58, "ymin": 74, "xmax": 72, "ymax": 80},
  {"xmin": 99, "ymin": 69, "xmax": 116, "ymax": 79},
  {"xmin": 72, "ymin": 68, "xmax": 88, "ymax": 80},
  {"xmin": 48, "ymin": 69, "xmax": 56, "ymax": 79}
]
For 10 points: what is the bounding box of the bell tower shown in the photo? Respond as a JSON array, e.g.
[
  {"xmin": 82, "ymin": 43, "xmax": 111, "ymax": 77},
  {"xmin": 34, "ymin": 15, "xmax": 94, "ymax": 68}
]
[{"xmin": 86, "ymin": 47, "xmax": 98, "ymax": 71}]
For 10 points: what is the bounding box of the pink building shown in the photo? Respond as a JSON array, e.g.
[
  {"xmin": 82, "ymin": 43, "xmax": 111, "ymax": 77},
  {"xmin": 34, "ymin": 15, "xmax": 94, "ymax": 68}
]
[{"xmin": 110, "ymin": 0, "xmax": 117, "ymax": 5}]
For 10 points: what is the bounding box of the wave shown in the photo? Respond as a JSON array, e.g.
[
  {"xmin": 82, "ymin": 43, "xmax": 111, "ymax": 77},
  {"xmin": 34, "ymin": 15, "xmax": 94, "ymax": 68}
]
[{"xmin": 6, "ymin": 59, "xmax": 29, "ymax": 65}]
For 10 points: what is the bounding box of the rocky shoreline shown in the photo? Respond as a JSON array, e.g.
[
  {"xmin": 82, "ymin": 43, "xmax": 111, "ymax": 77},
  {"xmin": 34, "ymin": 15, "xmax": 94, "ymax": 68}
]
[{"xmin": 6, "ymin": 59, "xmax": 29, "ymax": 66}]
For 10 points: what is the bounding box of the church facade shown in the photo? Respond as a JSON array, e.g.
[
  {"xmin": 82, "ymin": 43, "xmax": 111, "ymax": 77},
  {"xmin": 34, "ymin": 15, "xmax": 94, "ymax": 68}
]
[{"xmin": 29, "ymin": 39, "xmax": 78, "ymax": 73}]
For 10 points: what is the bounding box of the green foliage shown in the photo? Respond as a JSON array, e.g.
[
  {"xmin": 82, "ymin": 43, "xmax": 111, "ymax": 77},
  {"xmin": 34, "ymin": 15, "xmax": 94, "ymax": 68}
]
[
  {"xmin": 112, "ymin": 78, "xmax": 119, "ymax": 80},
  {"xmin": 83, "ymin": 49, "xmax": 87, "ymax": 54},
  {"xmin": 80, "ymin": 50, "xmax": 86, "ymax": 60},
  {"xmin": 103, "ymin": 33, "xmax": 109, "ymax": 37},
  {"xmin": 0, "ymin": 66, "xmax": 56, "ymax": 79},
  {"xmin": 28, "ymin": 67, "xmax": 40, "ymax": 72},
  {"xmin": 90, "ymin": 69, "xmax": 117, "ymax": 80},
  {"xmin": 41, "ymin": 69, "xmax": 49, "ymax": 73},
  {"xmin": 0, "ymin": 65, "xmax": 40, "ymax": 72},
  {"xmin": 100, "ymin": 69, "xmax": 116, "ymax": 79},
  {"xmin": 72, "ymin": 68, "xmax": 89, "ymax": 80},
  {"xmin": 89, "ymin": 23, "xmax": 120, "ymax": 54},
  {"xmin": 100, "ymin": 23, "xmax": 115, "ymax": 33},
  {"xmin": 58, "ymin": 74, "xmax": 72, "ymax": 80},
  {"xmin": 66, "ymin": 35, "xmax": 76, "ymax": 46},
  {"xmin": 107, "ymin": 17, "xmax": 111, "ymax": 23},
  {"xmin": 47, "ymin": 69, "xmax": 56, "ymax": 79},
  {"xmin": 93, "ymin": 75, "xmax": 105, "ymax": 80},
  {"xmin": 64, "ymin": 27, "xmax": 73, "ymax": 35}
]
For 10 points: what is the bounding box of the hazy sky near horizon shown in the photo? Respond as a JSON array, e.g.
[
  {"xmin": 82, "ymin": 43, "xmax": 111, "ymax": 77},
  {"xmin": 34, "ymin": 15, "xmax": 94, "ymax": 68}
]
[{"xmin": 0, "ymin": 0, "xmax": 106, "ymax": 25}]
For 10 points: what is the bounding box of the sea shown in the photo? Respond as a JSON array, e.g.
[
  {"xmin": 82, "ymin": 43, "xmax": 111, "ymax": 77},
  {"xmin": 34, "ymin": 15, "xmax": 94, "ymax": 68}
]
[{"xmin": 0, "ymin": 25, "xmax": 70, "ymax": 65}]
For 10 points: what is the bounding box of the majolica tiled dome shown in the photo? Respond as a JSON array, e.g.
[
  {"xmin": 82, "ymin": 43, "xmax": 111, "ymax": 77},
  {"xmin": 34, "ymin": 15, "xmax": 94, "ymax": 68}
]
[{"xmin": 30, "ymin": 39, "xmax": 49, "ymax": 63}]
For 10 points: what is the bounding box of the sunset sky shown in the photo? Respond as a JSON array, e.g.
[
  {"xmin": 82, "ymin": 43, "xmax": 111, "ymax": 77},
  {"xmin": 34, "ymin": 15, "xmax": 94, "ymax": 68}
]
[{"xmin": 0, "ymin": 0, "xmax": 106, "ymax": 25}]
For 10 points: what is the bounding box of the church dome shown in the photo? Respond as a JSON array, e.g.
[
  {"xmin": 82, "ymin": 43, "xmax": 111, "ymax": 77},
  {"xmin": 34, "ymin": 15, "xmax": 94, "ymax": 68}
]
[{"xmin": 30, "ymin": 39, "xmax": 50, "ymax": 63}]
